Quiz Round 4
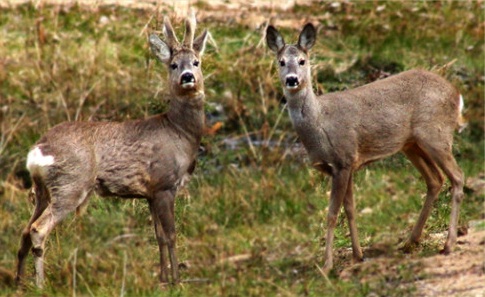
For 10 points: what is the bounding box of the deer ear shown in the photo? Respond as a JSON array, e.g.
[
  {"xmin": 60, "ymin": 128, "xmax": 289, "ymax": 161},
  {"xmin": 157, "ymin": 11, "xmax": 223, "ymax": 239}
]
[
  {"xmin": 266, "ymin": 25, "xmax": 285, "ymax": 53},
  {"xmin": 298, "ymin": 23, "xmax": 316, "ymax": 51},
  {"xmin": 193, "ymin": 29, "xmax": 209, "ymax": 56},
  {"xmin": 149, "ymin": 34, "xmax": 171, "ymax": 63}
]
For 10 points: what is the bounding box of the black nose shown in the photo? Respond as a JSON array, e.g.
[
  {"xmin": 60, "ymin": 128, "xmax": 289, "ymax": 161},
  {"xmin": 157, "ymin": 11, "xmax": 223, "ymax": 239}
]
[
  {"xmin": 181, "ymin": 72, "xmax": 195, "ymax": 85},
  {"xmin": 286, "ymin": 76, "xmax": 299, "ymax": 87}
]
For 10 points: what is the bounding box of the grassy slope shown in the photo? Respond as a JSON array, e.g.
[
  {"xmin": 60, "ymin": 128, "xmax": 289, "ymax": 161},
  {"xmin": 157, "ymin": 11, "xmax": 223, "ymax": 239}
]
[{"xmin": 0, "ymin": 1, "xmax": 483, "ymax": 296}]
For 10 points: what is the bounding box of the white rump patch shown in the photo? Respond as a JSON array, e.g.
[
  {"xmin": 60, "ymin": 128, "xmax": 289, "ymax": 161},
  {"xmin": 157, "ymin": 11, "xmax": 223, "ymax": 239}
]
[
  {"xmin": 458, "ymin": 94, "xmax": 467, "ymax": 133},
  {"xmin": 459, "ymin": 94, "xmax": 464, "ymax": 114},
  {"xmin": 26, "ymin": 146, "xmax": 55, "ymax": 176}
]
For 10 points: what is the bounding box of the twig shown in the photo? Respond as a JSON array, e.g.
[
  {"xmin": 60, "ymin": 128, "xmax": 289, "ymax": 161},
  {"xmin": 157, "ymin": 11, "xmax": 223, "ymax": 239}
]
[
  {"xmin": 206, "ymin": 32, "xmax": 219, "ymax": 53},
  {"xmin": 49, "ymin": 80, "xmax": 71, "ymax": 122},
  {"xmin": 75, "ymin": 270, "xmax": 95, "ymax": 297},
  {"xmin": 266, "ymin": 103, "xmax": 287, "ymax": 147},
  {"xmin": 181, "ymin": 278, "xmax": 211, "ymax": 283},
  {"xmin": 256, "ymin": 21, "xmax": 270, "ymax": 48},
  {"xmin": 105, "ymin": 234, "xmax": 138, "ymax": 246},
  {"xmin": 87, "ymin": 99, "xmax": 107, "ymax": 121},
  {"xmin": 0, "ymin": 113, "xmax": 25, "ymax": 156},
  {"xmin": 259, "ymin": 81, "xmax": 267, "ymax": 115},
  {"xmin": 72, "ymin": 248, "xmax": 78, "ymax": 297},
  {"xmin": 265, "ymin": 279, "xmax": 296, "ymax": 297},
  {"xmin": 120, "ymin": 251, "xmax": 127, "ymax": 297},
  {"xmin": 75, "ymin": 81, "xmax": 99, "ymax": 121},
  {"xmin": 236, "ymin": 112, "xmax": 259, "ymax": 162},
  {"xmin": 218, "ymin": 253, "xmax": 252, "ymax": 265},
  {"xmin": 315, "ymin": 263, "xmax": 335, "ymax": 289},
  {"xmin": 139, "ymin": 9, "xmax": 156, "ymax": 37}
]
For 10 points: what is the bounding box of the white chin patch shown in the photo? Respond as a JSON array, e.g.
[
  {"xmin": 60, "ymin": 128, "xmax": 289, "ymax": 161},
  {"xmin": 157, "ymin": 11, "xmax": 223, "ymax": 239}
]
[
  {"xmin": 181, "ymin": 82, "xmax": 195, "ymax": 89},
  {"xmin": 286, "ymin": 85, "xmax": 299, "ymax": 90}
]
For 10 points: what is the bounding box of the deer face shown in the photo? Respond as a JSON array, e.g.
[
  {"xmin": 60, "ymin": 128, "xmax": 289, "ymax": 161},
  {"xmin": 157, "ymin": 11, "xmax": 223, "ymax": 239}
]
[
  {"xmin": 266, "ymin": 24, "xmax": 316, "ymax": 94},
  {"xmin": 277, "ymin": 46, "xmax": 310, "ymax": 93},
  {"xmin": 149, "ymin": 14, "xmax": 208, "ymax": 97},
  {"xmin": 166, "ymin": 49, "xmax": 204, "ymax": 96}
]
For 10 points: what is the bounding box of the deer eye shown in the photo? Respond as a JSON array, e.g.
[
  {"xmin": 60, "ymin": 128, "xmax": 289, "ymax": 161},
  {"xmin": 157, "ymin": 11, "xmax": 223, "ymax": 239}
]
[
  {"xmin": 279, "ymin": 60, "xmax": 286, "ymax": 67},
  {"xmin": 193, "ymin": 60, "xmax": 200, "ymax": 67},
  {"xmin": 170, "ymin": 63, "xmax": 178, "ymax": 70},
  {"xmin": 299, "ymin": 59, "xmax": 305, "ymax": 66}
]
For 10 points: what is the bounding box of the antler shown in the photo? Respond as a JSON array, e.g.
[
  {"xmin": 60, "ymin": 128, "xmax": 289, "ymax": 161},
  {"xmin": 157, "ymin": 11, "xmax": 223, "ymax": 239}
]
[
  {"xmin": 182, "ymin": 9, "xmax": 196, "ymax": 49},
  {"xmin": 163, "ymin": 16, "xmax": 180, "ymax": 48}
]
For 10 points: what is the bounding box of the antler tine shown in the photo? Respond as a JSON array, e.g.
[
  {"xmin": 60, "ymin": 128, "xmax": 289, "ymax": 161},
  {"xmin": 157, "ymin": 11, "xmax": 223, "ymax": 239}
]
[
  {"xmin": 163, "ymin": 16, "xmax": 180, "ymax": 48},
  {"xmin": 182, "ymin": 9, "xmax": 196, "ymax": 49}
]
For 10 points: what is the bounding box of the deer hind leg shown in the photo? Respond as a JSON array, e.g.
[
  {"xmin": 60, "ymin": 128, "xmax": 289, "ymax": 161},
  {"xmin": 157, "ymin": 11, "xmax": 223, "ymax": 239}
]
[
  {"xmin": 342, "ymin": 174, "xmax": 363, "ymax": 263},
  {"xmin": 416, "ymin": 136, "xmax": 464, "ymax": 254},
  {"xmin": 16, "ymin": 179, "xmax": 50, "ymax": 285},
  {"xmin": 151, "ymin": 190, "xmax": 179, "ymax": 284},
  {"xmin": 28, "ymin": 186, "xmax": 91, "ymax": 288},
  {"xmin": 322, "ymin": 168, "xmax": 351, "ymax": 273},
  {"xmin": 401, "ymin": 144, "xmax": 444, "ymax": 252}
]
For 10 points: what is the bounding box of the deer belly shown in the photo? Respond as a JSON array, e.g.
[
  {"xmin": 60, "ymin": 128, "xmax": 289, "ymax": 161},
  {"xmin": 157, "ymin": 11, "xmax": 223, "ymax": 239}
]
[
  {"xmin": 94, "ymin": 171, "xmax": 150, "ymax": 199},
  {"xmin": 312, "ymin": 161, "xmax": 333, "ymax": 175}
]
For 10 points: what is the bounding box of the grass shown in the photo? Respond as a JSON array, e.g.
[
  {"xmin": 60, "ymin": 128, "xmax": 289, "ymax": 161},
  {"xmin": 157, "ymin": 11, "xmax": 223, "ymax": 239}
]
[{"xmin": 0, "ymin": 1, "xmax": 484, "ymax": 296}]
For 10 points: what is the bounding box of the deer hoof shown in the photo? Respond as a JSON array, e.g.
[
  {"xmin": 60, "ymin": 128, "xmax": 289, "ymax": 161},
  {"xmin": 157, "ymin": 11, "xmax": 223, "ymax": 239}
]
[
  {"xmin": 399, "ymin": 241, "xmax": 418, "ymax": 254},
  {"xmin": 352, "ymin": 255, "xmax": 364, "ymax": 264},
  {"xmin": 321, "ymin": 263, "xmax": 333, "ymax": 275},
  {"xmin": 439, "ymin": 246, "xmax": 452, "ymax": 255}
]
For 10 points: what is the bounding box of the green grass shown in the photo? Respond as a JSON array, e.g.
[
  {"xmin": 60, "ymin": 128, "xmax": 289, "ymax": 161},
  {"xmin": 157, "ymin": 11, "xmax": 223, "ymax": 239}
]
[{"xmin": 0, "ymin": 1, "xmax": 484, "ymax": 296}]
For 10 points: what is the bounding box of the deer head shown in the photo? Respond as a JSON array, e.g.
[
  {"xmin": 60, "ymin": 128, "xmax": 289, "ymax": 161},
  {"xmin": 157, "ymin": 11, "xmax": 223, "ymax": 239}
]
[
  {"xmin": 149, "ymin": 12, "xmax": 209, "ymax": 99},
  {"xmin": 266, "ymin": 23, "xmax": 316, "ymax": 94}
]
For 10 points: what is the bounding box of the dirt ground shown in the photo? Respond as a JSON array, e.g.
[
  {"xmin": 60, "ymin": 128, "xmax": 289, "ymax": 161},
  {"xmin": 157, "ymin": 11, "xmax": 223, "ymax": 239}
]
[
  {"xmin": 1, "ymin": 1, "xmax": 484, "ymax": 296},
  {"xmin": 412, "ymin": 227, "xmax": 484, "ymax": 297},
  {"xmin": 339, "ymin": 222, "xmax": 485, "ymax": 297}
]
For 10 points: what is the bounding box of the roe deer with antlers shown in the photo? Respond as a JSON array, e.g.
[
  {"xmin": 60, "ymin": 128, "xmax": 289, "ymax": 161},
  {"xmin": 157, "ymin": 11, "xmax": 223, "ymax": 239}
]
[
  {"xmin": 15, "ymin": 13, "xmax": 209, "ymax": 287},
  {"xmin": 266, "ymin": 23, "xmax": 465, "ymax": 273}
]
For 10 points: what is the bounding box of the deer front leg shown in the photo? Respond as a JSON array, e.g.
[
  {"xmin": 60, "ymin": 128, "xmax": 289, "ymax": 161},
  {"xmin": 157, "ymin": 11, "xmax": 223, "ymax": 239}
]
[
  {"xmin": 148, "ymin": 200, "xmax": 169, "ymax": 284},
  {"xmin": 152, "ymin": 190, "xmax": 179, "ymax": 284},
  {"xmin": 163, "ymin": 193, "xmax": 179, "ymax": 284},
  {"xmin": 322, "ymin": 168, "xmax": 351, "ymax": 273},
  {"xmin": 342, "ymin": 174, "xmax": 363, "ymax": 264}
]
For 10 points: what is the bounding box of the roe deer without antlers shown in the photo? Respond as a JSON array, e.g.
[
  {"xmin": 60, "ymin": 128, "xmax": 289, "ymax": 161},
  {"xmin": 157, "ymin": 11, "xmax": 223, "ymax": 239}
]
[
  {"xmin": 266, "ymin": 23, "xmax": 465, "ymax": 273},
  {"xmin": 16, "ymin": 13, "xmax": 209, "ymax": 287}
]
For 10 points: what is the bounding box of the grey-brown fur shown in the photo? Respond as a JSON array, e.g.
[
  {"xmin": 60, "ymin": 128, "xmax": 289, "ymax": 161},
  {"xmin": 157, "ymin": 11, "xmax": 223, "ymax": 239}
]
[
  {"xmin": 16, "ymin": 12, "xmax": 209, "ymax": 287},
  {"xmin": 267, "ymin": 23, "xmax": 464, "ymax": 273}
]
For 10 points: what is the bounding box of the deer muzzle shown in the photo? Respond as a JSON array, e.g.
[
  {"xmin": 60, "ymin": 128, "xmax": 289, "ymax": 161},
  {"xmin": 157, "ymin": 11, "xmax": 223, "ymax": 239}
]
[
  {"xmin": 285, "ymin": 75, "xmax": 299, "ymax": 89},
  {"xmin": 180, "ymin": 71, "xmax": 196, "ymax": 89}
]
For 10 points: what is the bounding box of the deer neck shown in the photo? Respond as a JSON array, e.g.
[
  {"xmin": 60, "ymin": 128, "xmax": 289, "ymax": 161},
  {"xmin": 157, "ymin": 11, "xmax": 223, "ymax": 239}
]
[
  {"xmin": 166, "ymin": 92, "xmax": 205, "ymax": 144},
  {"xmin": 285, "ymin": 80, "xmax": 317, "ymax": 123}
]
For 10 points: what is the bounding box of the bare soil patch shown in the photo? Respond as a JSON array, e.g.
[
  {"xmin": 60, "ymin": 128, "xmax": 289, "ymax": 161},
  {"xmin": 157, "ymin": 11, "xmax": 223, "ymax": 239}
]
[{"xmin": 340, "ymin": 221, "xmax": 485, "ymax": 297}]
